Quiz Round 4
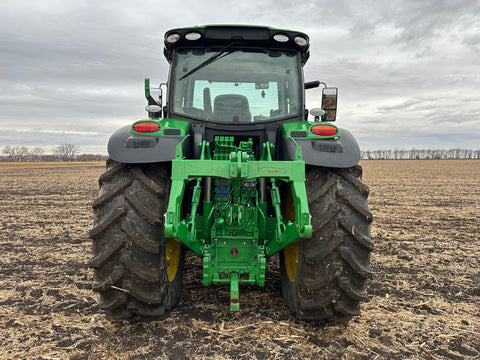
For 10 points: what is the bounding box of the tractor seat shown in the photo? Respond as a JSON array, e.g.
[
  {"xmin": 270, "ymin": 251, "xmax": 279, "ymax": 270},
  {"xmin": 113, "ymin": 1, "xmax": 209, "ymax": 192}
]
[{"xmin": 212, "ymin": 94, "xmax": 252, "ymax": 122}]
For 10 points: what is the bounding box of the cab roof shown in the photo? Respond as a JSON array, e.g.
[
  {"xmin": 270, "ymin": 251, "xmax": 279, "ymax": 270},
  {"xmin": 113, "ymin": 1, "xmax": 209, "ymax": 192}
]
[{"xmin": 163, "ymin": 25, "xmax": 310, "ymax": 65}]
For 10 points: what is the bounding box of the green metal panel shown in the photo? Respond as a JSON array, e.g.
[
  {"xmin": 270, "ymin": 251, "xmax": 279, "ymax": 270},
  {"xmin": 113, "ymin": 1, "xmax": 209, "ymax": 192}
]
[
  {"xmin": 281, "ymin": 120, "xmax": 340, "ymax": 139},
  {"xmin": 130, "ymin": 118, "xmax": 191, "ymax": 137},
  {"xmin": 164, "ymin": 137, "xmax": 312, "ymax": 310}
]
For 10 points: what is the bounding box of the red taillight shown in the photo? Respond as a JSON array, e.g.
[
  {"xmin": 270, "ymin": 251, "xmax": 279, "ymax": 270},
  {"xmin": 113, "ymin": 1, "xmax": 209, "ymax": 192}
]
[
  {"xmin": 310, "ymin": 125, "xmax": 337, "ymax": 136},
  {"xmin": 133, "ymin": 122, "xmax": 161, "ymax": 133}
]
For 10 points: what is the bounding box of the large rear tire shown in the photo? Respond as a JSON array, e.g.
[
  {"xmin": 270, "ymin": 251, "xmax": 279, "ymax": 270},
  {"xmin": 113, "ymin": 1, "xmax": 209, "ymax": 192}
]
[
  {"xmin": 280, "ymin": 165, "xmax": 373, "ymax": 323},
  {"xmin": 88, "ymin": 159, "xmax": 184, "ymax": 320}
]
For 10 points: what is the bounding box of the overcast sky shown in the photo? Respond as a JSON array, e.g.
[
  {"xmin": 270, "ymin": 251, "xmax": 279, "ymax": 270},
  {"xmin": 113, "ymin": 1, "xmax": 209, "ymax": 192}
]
[{"xmin": 1, "ymin": 0, "xmax": 479, "ymax": 154}]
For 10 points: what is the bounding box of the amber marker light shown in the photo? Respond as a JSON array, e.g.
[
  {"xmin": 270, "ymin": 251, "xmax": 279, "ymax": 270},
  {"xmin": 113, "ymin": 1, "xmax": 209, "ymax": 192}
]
[
  {"xmin": 133, "ymin": 122, "xmax": 161, "ymax": 133},
  {"xmin": 310, "ymin": 124, "xmax": 337, "ymax": 136},
  {"xmin": 166, "ymin": 33, "xmax": 180, "ymax": 43},
  {"xmin": 294, "ymin": 36, "xmax": 308, "ymax": 46}
]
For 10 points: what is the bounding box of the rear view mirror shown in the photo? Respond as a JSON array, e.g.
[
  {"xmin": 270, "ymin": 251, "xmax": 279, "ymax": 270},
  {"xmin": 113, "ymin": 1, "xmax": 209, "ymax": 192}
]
[{"xmin": 322, "ymin": 87, "xmax": 338, "ymax": 121}]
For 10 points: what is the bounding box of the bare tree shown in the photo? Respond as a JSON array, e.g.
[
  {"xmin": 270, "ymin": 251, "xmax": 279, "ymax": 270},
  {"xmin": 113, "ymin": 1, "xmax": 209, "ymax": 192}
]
[
  {"xmin": 2, "ymin": 145, "xmax": 29, "ymax": 162},
  {"xmin": 55, "ymin": 143, "xmax": 80, "ymax": 161},
  {"xmin": 360, "ymin": 148, "xmax": 480, "ymax": 160},
  {"xmin": 31, "ymin": 147, "xmax": 45, "ymax": 161}
]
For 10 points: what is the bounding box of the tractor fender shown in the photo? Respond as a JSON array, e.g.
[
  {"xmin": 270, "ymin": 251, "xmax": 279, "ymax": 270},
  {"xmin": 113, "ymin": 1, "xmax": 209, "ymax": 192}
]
[
  {"xmin": 107, "ymin": 125, "xmax": 190, "ymax": 164},
  {"xmin": 281, "ymin": 128, "xmax": 361, "ymax": 168}
]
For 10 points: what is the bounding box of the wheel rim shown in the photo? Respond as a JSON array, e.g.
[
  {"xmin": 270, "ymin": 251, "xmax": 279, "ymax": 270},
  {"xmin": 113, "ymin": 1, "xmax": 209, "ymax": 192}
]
[
  {"xmin": 283, "ymin": 185, "xmax": 298, "ymax": 282},
  {"xmin": 284, "ymin": 242, "xmax": 299, "ymax": 282},
  {"xmin": 166, "ymin": 238, "xmax": 181, "ymax": 282}
]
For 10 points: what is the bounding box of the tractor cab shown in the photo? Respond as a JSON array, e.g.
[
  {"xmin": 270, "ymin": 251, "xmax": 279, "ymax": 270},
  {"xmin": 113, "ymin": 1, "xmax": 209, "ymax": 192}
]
[
  {"xmin": 163, "ymin": 26, "xmax": 310, "ymax": 124},
  {"xmin": 155, "ymin": 26, "xmax": 310, "ymax": 124}
]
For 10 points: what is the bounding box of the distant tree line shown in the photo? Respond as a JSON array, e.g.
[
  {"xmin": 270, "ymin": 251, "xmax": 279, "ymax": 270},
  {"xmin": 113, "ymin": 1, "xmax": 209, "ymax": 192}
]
[
  {"xmin": 2, "ymin": 144, "xmax": 479, "ymax": 162},
  {"xmin": 1, "ymin": 143, "xmax": 108, "ymax": 162},
  {"xmin": 361, "ymin": 148, "xmax": 480, "ymax": 160}
]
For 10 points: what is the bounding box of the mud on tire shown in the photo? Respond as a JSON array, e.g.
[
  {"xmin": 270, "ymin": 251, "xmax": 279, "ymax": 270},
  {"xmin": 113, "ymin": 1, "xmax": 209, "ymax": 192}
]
[
  {"xmin": 280, "ymin": 165, "xmax": 373, "ymax": 323},
  {"xmin": 88, "ymin": 159, "xmax": 184, "ymax": 320}
]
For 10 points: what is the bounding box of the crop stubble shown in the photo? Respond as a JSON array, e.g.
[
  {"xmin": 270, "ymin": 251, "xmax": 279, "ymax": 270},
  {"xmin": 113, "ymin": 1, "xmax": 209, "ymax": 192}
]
[{"xmin": 0, "ymin": 160, "xmax": 479, "ymax": 359}]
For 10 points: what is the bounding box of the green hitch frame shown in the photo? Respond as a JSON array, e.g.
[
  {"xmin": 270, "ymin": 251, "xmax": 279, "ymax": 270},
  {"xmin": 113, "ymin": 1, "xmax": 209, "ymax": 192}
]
[{"xmin": 164, "ymin": 137, "xmax": 312, "ymax": 310}]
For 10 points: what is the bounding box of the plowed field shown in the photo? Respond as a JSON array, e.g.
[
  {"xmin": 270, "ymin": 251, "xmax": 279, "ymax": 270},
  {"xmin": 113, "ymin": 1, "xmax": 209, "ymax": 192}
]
[{"xmin": 1, "ymin": 160, "xmax": 479, "ymax": 359}]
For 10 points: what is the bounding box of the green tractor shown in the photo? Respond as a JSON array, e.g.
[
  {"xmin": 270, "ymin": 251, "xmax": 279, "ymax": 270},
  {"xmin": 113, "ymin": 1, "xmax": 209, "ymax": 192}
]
[{"xmin": 89, "ymin": 25, "xmax": 373, "ymax": 323}]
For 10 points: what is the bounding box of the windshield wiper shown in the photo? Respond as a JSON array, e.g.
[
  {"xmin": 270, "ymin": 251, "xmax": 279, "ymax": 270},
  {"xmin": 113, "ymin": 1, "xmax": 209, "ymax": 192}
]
[{"xmin": 178, "ymin": 42, "xmax": 237, "ymax": 81}]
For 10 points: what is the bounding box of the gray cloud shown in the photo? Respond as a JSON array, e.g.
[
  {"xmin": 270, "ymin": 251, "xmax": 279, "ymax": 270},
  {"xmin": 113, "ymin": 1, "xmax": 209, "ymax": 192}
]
[{"xmin": 1, "ymin": 0, "xmax": 479, "ymax": 154}]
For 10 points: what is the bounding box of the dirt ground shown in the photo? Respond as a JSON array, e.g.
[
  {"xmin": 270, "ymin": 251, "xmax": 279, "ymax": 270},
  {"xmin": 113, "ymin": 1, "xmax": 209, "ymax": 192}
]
[{"xmin": 0, "ymin": 160, "xmax": 479, "ymax": 359}]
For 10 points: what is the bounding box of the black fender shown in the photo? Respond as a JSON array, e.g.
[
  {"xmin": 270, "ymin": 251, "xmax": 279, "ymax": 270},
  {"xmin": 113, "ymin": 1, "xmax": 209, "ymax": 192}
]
[
  {"xmin": 280, "ymin": 128, "xmax": 360, "ymax": 168},
  {"xmin": 107, "ymin": 125, "xmax": 190, "ymax": 164}
]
